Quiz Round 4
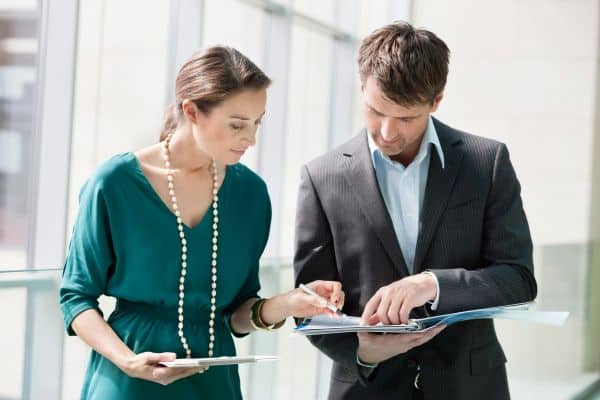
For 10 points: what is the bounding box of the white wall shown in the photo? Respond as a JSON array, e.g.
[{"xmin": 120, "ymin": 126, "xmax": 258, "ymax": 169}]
[
  {"xmin": 413, "ymin": 0, "xmax": 599, "ymax": 247},
  {"xmin": 412, "ymin": 1, "xmax": 600, "ymax": 398}
]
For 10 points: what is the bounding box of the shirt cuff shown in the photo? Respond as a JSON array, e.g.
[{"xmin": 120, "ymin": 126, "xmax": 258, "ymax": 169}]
[
  {"xmin": 356, "ymin": 352, "xmax": 378, "ymax": 378},
  {"xmin": 422, "ymin": 271, "xmax": 440, "ymax": 311}
]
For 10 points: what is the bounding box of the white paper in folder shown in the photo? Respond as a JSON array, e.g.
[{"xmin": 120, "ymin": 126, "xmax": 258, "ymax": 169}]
[{"xmin": 294, "ymin": 302, "xmax": 569, "ymax": 336}]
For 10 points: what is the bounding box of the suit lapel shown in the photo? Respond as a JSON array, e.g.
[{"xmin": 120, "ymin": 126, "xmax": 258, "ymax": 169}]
[
  {"xmin": 413, "ymin": 119, "xmax": 464, "ymax": 273},
  {"xmin": 342, "ymin": 131, "xmax": 410, "ymax": 277}
]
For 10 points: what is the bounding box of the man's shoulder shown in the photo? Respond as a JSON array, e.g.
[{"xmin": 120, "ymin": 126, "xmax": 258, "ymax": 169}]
[
  {"xmin": 303, "ymin": 121, "xmax": 508, "ymax": 180},
  {"xmin": 434, "ymin": 118, "xmax": 504, "ymax": 155},
  {"xmin": 304, "ymin": 130, "xmax": 366, "ymax": 175}
]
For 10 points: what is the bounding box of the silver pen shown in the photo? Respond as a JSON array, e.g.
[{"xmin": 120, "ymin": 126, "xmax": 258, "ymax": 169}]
[{"xmin": 299, "ymin": 283, "xmax": 345, "ymax": 316}]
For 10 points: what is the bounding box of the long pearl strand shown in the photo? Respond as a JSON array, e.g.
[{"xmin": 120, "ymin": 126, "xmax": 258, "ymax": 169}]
[{"xmin": 162, "ymin": 133, "xmax": 219, "ymax": 367}]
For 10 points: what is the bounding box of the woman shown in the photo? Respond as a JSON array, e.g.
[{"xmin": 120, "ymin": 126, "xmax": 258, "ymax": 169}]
[{"xmin": 59, "ymin": 46, "xmax": 344, "ymax": 399}]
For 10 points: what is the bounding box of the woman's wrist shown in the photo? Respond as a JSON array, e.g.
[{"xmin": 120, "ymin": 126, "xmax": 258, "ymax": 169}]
[
  {"xmin": 260, "ymin": 294, "xmax": 290, "ymax": 325},
  {"xmin": 113, "ymin": 349, "xmax": 136, "ymax": 374}
]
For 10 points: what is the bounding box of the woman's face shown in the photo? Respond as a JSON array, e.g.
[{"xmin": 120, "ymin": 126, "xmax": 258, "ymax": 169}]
[{"xmin": 186, "ymin": 88, "xmax": 267, "ymax": 165}]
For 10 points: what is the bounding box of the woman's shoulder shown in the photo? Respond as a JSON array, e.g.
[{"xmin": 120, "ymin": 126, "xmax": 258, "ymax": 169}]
[
  {"xmin": 81, "ymin": 152, "xmax": 135, "ymax": 195},
  {"xmin": 227, "ymin": 163, "xmax": 268, "ymax": 198},
  {"xmin": 227, "ymin": 163, "xmax": 271, "ymax": 232}
]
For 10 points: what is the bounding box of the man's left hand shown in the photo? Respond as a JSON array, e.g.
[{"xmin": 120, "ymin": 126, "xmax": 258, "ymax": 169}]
[{"xmin": 361, "ymin": 273, "xmax": 438, "ymax": 325}]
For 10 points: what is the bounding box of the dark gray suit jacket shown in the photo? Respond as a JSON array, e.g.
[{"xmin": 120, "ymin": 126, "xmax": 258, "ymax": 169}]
[{"xmin": 293, "ymin": 118, "xmax": 537, "ymax": 400}]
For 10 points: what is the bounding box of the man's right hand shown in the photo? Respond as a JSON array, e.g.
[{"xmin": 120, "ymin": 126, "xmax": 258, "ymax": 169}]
[
  {"xmin": 356, "ymin": 320, "xmax": 446, "ymax": 365},
  {"xmin": 121, "ymin": 352, "xmax": 207, "ymax": 386}
]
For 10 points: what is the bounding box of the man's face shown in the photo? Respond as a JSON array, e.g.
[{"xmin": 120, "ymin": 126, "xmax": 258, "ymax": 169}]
[{"xmin": 362, "ymin": 77, "xmax": 442, "ymax": 159}]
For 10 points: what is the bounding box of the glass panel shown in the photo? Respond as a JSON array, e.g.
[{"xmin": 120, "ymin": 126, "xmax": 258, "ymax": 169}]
[
  {"xmin": 67, "ymin": 0, "xmax": 171, "ymax": 238},
  {"xmin": 201, "ymin": 4, "xmax": 268, "ymax": 382},
  {"xmin": 272, "ymin": 264, "xmax": 322, "ymax": 400},
  {"xmin": 63, "ymin": 1, "xmax": 171, "ymax": 397},
  {"xmin": 0, "ymin": 287, "xmax": 26, "ymax": 398},
  {"xmin": 498, "ymin": 243, "xmax": 598, "ymax": 399},
  {"xmin": 353, "ymin": 1, "xmax": 392, "ymax": 134},
  {"xmin": 357, "ymin": 0, "xmax": 391, "ymax": 38},
  {"xmin": 62, "ymin": 295, "xmax": 116, "ymax": 400},
  {"xmin": 0, "ymin": 0, "xmax": 41, "ymax": 269},
  {"xmin": 280, "ymin": 24, "xmax": 333, "ymax": 258},
  {"xmin": 202, "ymin": 0, "xmax": 266, "ymax": 172},
  {"xmin": 292, "ymin": 0, "xmax": 336, "ymax": 26},
  {"xmin": 271, "ymin": 0, "xmax": 289, "ymax": 6},
  {"xmin": 351, "ymin": 75, "xmax": 364, "ymax": 135},
  {"xmin": 62, "ymin": 333, "xmax": 89, "ymax": 400}
]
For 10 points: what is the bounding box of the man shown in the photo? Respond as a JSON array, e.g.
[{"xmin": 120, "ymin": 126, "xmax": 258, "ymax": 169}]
[{"xmin": 293, "ymin": 21, "xmax": 537, "ymax": 400}]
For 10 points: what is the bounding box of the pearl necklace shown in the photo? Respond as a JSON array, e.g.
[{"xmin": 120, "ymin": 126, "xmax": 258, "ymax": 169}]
[{"xmin": 162, "ymin": 133, "xmax": 219, "ymax": 367}]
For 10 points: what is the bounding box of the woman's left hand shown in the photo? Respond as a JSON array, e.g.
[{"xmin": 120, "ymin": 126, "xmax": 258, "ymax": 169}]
[
  {"xmin": 258, "ymin": 280, "xmax": 345, "ymax": 327},
  {"xmin": 282, "ymin": 280, "xmax": 345, "ymax": 318}
]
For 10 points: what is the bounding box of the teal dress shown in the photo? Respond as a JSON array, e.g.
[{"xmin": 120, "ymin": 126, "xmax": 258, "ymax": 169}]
[{"xmin": 59, "ymin": 153, "xmax": 271, "ymax": 399}]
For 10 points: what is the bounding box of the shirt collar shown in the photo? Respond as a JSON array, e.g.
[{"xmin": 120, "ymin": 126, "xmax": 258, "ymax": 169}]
[{"xmin": 367, "ymin": 116, "xmax": 445, "ymax": 169}]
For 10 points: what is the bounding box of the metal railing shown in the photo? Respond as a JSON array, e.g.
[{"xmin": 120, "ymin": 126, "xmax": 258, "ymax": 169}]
[{"xmin": 0, "ymin": 259, "xmax": 331, "ymax": 400}]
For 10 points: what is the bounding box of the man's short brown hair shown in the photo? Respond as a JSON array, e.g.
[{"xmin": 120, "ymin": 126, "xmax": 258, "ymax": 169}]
[{"xmin": 358, "ymin": 21, "xmax": 450, "ymax": 106}]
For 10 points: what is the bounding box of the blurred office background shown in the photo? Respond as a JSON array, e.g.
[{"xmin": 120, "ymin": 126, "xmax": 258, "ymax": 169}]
[{"xmin": 1, "ymin": 0, "xmax": 599, "ymax": 398}]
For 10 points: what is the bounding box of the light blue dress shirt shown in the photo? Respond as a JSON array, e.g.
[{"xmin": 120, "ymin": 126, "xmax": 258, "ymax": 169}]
[
  {"xmin": 367, "ymin": 116, "xmax": 444, "ymax": 306},
  {"xmin": 356, "ymin": 118, "xmax": 444, "ymax": 371}
]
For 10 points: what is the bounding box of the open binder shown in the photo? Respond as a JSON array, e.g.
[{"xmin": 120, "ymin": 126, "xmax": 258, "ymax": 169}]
[{"xmin": 295, "ymin": 302, "xmax": 569, "ymax": 336}]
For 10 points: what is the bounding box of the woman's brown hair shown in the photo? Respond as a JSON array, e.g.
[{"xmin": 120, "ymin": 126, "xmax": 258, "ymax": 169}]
[{"xmin": 160, "ymin": 46, "xmax": 271, "ymax": 141}]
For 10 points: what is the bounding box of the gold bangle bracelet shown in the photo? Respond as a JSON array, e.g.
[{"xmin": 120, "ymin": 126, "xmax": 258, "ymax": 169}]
[{"xmin": 250, "ymin": 298, "xmax": 286, "ymax": 330}]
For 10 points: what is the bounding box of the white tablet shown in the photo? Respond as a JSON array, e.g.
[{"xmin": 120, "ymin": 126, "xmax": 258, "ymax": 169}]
[{"xmin": 159, "ymin": 355, "xmax": 277, "ymax": 368}]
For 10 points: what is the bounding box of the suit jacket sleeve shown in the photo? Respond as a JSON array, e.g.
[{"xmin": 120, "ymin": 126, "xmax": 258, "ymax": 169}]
[
  {"xmin": 431, "ymin": 143, "xmax": 538, "ymax": 313},
  {"xmin": 293, "ymin": 165, "xmax": 360, "ymax": 376}
]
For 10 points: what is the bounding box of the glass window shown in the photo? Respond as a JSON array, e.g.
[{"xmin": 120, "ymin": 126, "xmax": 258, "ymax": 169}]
[
  {"xmin": 292, "ymin": 0, "xmax": 336, "ymax": 26},
  {"xmin": 63, "ymin": 1, "xmax": 171, "ymax": 397},
  {"xmin": 280, "ymin": 24, "xmax": 333, "ymax": 258},
  {"xmin": 67, "ymin": 0, "xmax": 171, "ymax": 236},
  {"xmin": 0, "ymin": 0, "xmax": 41, "ymax": 270},
  {"xmin": 0, "ymin": 287, "xmax": 26, "ymax": 398},
  {"xmin": 357, "ymin": 0, "xmax": 392, "ymax": 38},
  {"xmin": 203, "ymin": 0, "xmax": 265, "ymax": 65},
  {"xmin": 352, "ymin": 72, "xmax": 364, "ymax": 135},
  {"xmin": 203, "ymin": 0, "xmax": 266, "ymax": 172}
]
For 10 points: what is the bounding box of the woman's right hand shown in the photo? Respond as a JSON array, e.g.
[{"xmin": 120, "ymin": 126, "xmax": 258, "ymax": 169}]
[
  {"xmin": 70, "ymin": 310, "xmax": 206, "ymax": 386},
  {"xmin": 121, "ymin": 352, "xmax": 206, "ymax": 386}
]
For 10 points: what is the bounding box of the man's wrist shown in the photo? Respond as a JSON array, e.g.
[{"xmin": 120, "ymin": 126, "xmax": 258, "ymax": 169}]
[
  {"xmin": 356, "ymin": 352, "xmax": 379, "ymax": 369},
  {"xmin": 356, "ymin": 346, "xmax": 380, "ymax": 367},
  {"xmin": 422, "ymin": 271, "xmax": 440, "ymax": 310}
]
